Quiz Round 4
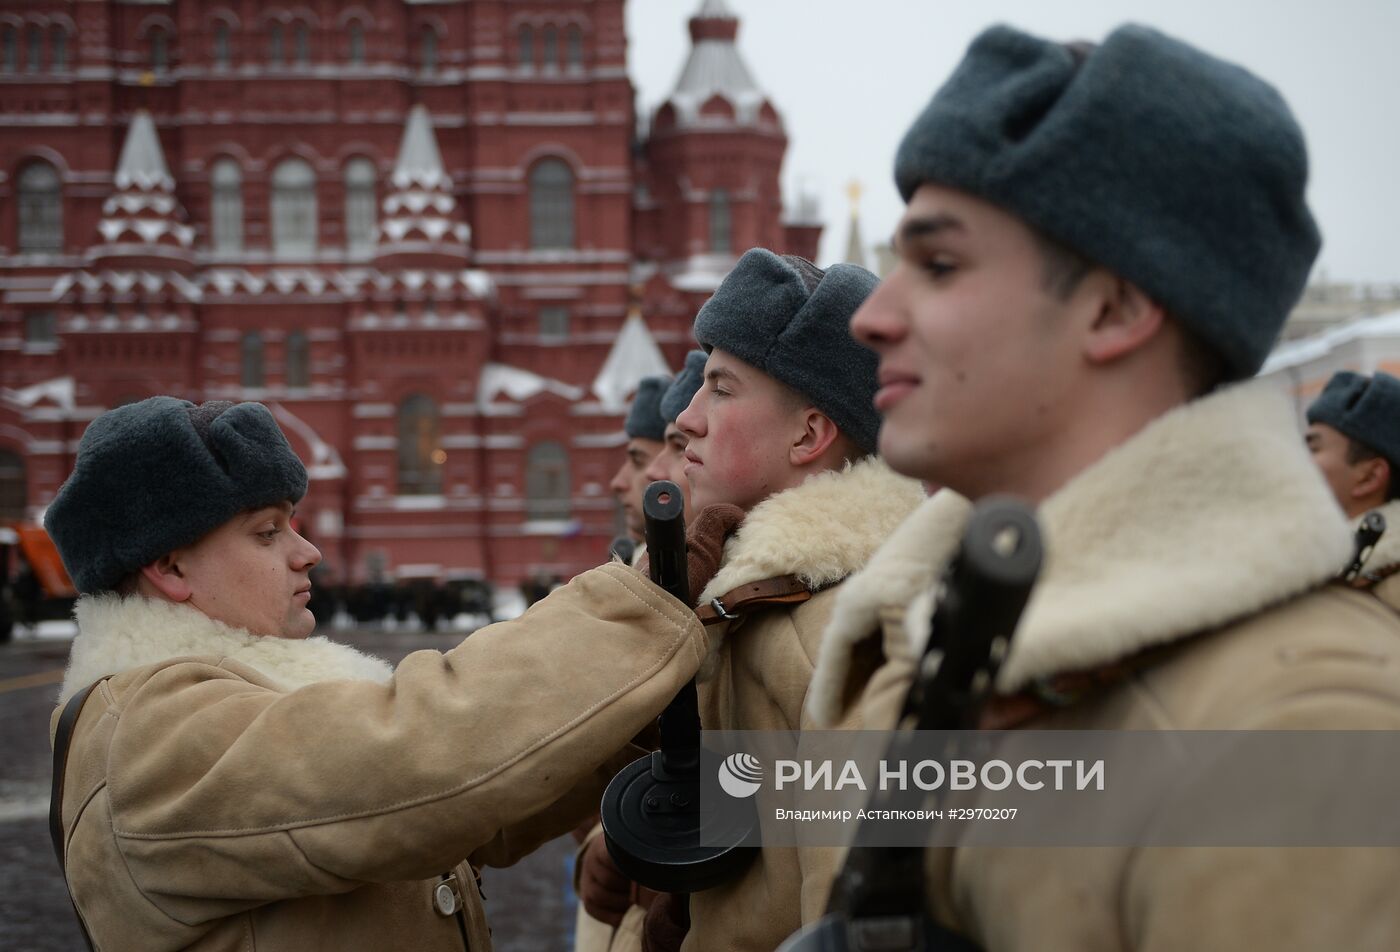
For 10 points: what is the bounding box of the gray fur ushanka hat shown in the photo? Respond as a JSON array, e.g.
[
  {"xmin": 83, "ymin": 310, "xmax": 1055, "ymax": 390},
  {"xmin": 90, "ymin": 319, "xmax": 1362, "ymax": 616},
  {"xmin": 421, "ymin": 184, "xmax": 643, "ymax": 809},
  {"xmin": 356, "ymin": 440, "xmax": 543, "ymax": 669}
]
[
  {"xmin": 45, "ymin": 397, "xmax": 308, "ymax": 594},
  {"xmin": 893, "ymin": 23, "xmax": 1321, "ymax": 380},
  {"xmin": 661, "ymin": 349, "xmax": 707, "ymax": 424},
  {"xmin": 625, "ymin": 375, "xmax": 670, "ymax": 442},
  {"xmin": 692, "ymin": 249, "xmax": 881, "ymax": 454},
  {"xmin": 1307, "ymin": 371, "xmax": 1400, "ymax": 468}
]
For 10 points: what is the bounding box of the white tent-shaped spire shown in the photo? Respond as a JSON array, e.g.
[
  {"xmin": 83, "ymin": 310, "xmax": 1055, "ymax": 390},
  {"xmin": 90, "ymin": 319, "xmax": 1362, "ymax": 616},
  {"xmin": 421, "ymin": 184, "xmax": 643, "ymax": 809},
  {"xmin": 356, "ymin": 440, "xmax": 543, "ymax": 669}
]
[
  {"xmin": 378, "ymin": 104, "xmax": 471, "ymax": 251},
  {"xmin": 392, "ymin": 104, "xmax": 447, "ymax": 190},
  {"xmin": 114, "ymin": 110, "xmax": 174, "ymax": 191},
  {"xmin": 95, "ymin": 109, "xmax": 193, "ymax": 253},
  {"xmin": 592, "ymin": 311, "xmax": 671, "ymax": 411}
]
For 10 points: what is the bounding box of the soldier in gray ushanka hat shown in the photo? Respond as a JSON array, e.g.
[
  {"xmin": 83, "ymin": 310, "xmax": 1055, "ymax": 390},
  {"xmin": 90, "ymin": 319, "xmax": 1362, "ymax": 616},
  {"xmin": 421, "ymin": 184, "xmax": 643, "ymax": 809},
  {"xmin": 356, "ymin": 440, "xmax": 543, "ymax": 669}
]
[
  {"xmin": 1306, "ymin": 370, "xmax": 1400, "ymax": 519},
  {"xmin": 692, "ymin": 248, "xmax": 882, "ymax": 454},
  {"xmin": 47, "ymin": 397, "xmax": 308, "ymax": 595},
  {"xmin": 44, "ymin": 395, "xmax": 714, "ymax": 952},
  {"xmin": 609, "ymin": 374, "xmax": 671, "ymax": 542},
  {"xmin": 795, "ymin": 22, "xmax": 1400, "ymax": 952}
]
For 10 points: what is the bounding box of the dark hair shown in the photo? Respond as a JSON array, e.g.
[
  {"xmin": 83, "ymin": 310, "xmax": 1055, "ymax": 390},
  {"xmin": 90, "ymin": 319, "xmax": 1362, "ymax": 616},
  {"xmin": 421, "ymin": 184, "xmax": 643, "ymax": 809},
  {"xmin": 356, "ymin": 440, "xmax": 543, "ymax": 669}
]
[
  {"xmin": 1030, "ymin": 230, "xmax": 1094, "ymax": 301},
  {"xmin": 1031, "ymin": 230, "xmax": 1227, "ymax": 398},
  {"xmin": 1175, "ymin": 324, "xmax": 1229, "ymax": 398},
  {"xmin": 1345, "ymin": 438, "xmax": 1400, "ymax": 501}
]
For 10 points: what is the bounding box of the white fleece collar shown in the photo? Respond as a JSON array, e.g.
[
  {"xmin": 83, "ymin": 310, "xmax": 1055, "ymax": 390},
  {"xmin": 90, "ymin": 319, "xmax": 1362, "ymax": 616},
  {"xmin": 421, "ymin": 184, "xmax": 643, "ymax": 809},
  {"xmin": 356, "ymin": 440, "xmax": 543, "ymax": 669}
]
[
  {"xmin": 694, "ymin": 457, "xmax": 926, "ymax": 679},
  {"xmin": 808, "ymin": 379, "xmax": 1353, "ymax": 725},
  {"xmin": 699, "ymin": 457, "xmax": 927, "ymax": 604},
  {"xmin": 58, "ymin": 594, "xmax": 393, "ymax": 703}
]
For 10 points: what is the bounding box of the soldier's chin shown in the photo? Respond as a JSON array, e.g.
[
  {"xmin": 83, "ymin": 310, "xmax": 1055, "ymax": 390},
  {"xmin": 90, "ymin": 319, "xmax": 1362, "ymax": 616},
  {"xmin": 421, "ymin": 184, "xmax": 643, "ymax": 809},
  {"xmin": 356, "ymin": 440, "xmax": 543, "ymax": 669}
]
[{"xmin": 877, "ymin": 427, "xmax": 931, "ymax": 482}]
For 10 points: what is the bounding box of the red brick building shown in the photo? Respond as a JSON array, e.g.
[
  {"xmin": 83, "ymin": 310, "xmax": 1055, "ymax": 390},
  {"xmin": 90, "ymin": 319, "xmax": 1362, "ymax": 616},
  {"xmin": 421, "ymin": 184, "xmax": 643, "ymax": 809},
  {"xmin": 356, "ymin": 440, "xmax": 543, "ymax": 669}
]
[{"xmin": 0, "ymin": 0, "xmax": 821, "ymax": 588}]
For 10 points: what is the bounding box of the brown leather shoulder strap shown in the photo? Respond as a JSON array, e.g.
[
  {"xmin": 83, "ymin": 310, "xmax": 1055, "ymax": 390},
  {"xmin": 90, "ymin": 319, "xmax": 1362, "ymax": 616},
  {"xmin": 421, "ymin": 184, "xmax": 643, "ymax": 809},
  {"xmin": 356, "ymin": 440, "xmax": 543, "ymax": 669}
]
[
  {"xmin": 50, "ymin": 679, "xmax": 102, "ymax": 952},
  {"xmin": 694, "ymin": 575, "xmax": 812, "ymax": 626},
  {"xmin": 1348, "ymin": 562, "xmax": 1400, "ymax": 591}
]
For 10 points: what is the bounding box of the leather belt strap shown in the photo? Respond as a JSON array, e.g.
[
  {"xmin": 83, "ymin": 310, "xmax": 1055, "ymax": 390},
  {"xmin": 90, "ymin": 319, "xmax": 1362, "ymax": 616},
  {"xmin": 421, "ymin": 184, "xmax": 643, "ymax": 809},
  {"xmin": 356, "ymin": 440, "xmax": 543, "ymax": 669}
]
[
  {"xmin": 50, "ymin": 679, "xmax": 103, "ymax": 952},
  {"xmin": 694, "ymin": 575, "xmax": 812, "ymax": 626},
  {"xmin": 1349, "ymin": 562, "xmax": 1400, "ymax": 590}
]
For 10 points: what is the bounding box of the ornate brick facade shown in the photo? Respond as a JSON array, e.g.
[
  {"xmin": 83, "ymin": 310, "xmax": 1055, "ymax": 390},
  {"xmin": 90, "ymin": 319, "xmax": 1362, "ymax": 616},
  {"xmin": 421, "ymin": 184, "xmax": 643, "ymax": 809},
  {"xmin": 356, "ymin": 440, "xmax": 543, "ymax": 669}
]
[{"xmin": 0, "ymin": 0, "xmax": 820, "ymax": 588}]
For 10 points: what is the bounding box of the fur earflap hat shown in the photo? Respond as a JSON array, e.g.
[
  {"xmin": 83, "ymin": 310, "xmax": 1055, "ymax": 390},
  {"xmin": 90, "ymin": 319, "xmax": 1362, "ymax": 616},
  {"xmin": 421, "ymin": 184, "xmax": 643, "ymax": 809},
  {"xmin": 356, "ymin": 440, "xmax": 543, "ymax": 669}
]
[
  {"xmin": 46, "ymin": 397, "xmax": 308, "ymax": 594},
  {"xmin": 894, "ymin": 23, "xmax": 1320, "ymax": 379},
  {"xmin": 625, "ymin": 375, "xmax": 670, "ymax": 442},
  {"xmin": 1307, "ymin": 371, "xmax": 1400, "ymax": 468},
  {"xmin": 661, "ymin": 349, "xmax": 708, "ymax": 424}
]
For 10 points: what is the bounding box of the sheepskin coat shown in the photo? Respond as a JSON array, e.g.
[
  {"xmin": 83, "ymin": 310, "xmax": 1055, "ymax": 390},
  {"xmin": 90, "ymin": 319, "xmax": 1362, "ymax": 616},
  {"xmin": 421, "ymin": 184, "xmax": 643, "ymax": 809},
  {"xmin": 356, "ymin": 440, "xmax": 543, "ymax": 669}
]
[
  {"xmin": 805, "ymin": 380, "xmax": 1400, "ymax": 951},
  {"xmin": 1353, "ymin": 499, "xmax": 1400, "ymax": 612},
  {"xmin": 681, "ymin": 457, "xmax": 927, "ymax": 952},
  {"xmin": 50, "ymin": 563, "xmax": 706, "ymax": 952}
]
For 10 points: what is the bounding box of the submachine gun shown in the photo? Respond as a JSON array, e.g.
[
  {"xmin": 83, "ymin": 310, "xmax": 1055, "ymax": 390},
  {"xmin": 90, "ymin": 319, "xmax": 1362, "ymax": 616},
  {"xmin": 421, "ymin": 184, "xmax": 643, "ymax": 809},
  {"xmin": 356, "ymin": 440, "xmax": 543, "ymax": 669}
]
[
  {"xmin": 1343, "ymin": 510, "xmax": 1386, "ymax": 585},
  {"xmin": 600, "ymin": 480, "xmax": 758, "ymax": 892},
  {"xmin": 779, "ymin": 497, "xmax": 1043, "ymax": 952}
]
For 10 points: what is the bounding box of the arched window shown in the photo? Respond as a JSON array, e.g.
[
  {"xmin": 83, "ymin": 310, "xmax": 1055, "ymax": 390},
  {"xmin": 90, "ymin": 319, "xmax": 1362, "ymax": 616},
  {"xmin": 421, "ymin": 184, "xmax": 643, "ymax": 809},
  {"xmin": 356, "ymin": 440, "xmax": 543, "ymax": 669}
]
[
  {"xmin": 18, "ymin": 162, "xmax": 62, "ymax": 253},
  {"xmin": 1, "ymin": 28, "xmax": 16, "ymax": 73},
  {"xmin": 50, "ymin": 27, "xmax": 67, "ymax": 71},
  {"xmin": 709, "ymin": 189, "xmax": 732, "ymax": 253},
  {"xmin": 211, "ymin": 158, "xmax": 242, "ymax": 252},
  {"xmin": 268, "ymin": 23, "xmax": 284, "ymax": 65},
  {"xmin": 271, "ymin": 157, "xmax": 317, "ymax": 255},
  {"xmin": 293, "ymin": 22, "xmax": 309, "ymax": 67},
  {"xmin": 240, "ymin": 332, "xmax": 264, "ymax": 388},
  {"xmin": 0, "ymin": 449, "xmax": 25, "ymax": 522},
  {"xmin": 149, "ymin": 27, "xmax": 168, "ymax": 71},
  {"xmin": 518, "ymin": 25, "xmax": 533, "ymax": 68},
  {"xmin": 526, "ymin": 442, "xmax": 570, "ymax": 520},
  {"xmin": 566, "ymin": 26, "xmax": 582, "ymax": 70},
  {"xmin": 420, "ymin": 27, "xmax": 436, "ymax": 73},
  {"xmin": 397, "ymin": 394, "xmax": 443, "ymax": 495},
  {"xmin": 24, "ymin": 311, "xmax": 56, "ymax": 345},
  {"xmin": 213, "ymin": 21, "xmax": 230, "ymax": 68},
  {"xmin": 529, "ymin": 159, "xmax": 574, "ymax": 250},
  {"xmin": 344, "ymin": 157, "xmax": 376, "ymax": 253},
  {"xmin": 285, "ymin": 331, "xmax": 309, "ymax": 388},
  {"xmin": 542, "ymin": 26, "xmax": 557, "ymax": 70},
  {"xmin": 348, "ymin": 22, "xmax": 364, "ymax": 65},
  {"xmin": 26, "ymin": 24, "xmax": 41, "ymax": 72}
]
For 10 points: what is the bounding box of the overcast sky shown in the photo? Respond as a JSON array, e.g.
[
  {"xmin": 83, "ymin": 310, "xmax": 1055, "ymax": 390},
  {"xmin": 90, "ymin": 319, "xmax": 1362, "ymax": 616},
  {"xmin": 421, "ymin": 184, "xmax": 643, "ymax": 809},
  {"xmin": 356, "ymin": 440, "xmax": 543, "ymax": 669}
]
[{"xmin": 626, "ymin": 0, "xmax": 1399, "ymax": 285}]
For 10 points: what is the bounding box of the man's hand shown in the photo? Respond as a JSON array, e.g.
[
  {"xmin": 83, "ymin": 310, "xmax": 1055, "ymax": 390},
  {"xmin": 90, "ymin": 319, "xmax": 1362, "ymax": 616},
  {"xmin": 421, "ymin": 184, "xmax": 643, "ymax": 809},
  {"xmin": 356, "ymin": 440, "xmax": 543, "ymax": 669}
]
[
  {"xmin": 641, "ymin": 891, "xmax": 690, "ymax": 952},
  {"xmin": 578, "ymin": 833, "xmax": 632, "ymax": 928},
  {"xmin": 684, "ymin": 504, "xmax": 745, "ymax": 602}
]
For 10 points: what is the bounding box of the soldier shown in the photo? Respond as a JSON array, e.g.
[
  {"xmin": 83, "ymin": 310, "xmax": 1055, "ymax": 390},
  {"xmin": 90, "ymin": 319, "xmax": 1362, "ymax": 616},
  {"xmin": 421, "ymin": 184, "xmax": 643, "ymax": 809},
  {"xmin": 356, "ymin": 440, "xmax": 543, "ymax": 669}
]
[
  {"xmin": 575, "ymin": 348, "xmax": 709, "ymax": 952},
  {"xmin": 610, "ymin": 376, "xmax": 671, "ymax": 545},
  {"xmin": 647, "ymin": 349, "xmax": 708, "ymax": 513},
  {"xmin": 45, "ymin": 397, "xmax": 707, "ymax": 952},
  {"xmin": 802, "ymin": 23, "xmax": 1400, "ymax": 950},
  {"xmin": 1307, "ymin": 370, "xmax": 1400, "ymax": 608},
  {"xmin": 583, "ymin": 249, "xmax": 927, "ymax": 952}
]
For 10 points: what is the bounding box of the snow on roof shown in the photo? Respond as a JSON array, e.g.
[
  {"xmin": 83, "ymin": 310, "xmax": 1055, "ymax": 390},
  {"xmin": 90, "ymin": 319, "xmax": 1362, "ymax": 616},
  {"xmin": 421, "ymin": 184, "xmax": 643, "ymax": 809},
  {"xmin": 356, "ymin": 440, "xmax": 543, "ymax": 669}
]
[
  {"xmin": 670, "ymin": 253, "xmax": 736, "ymax": 293},
  {"xmin": 1261, "ymin": 308, "xmax": 1400, "ymax": 375},
  {"xmin": 479, "ymin": 363, "xmax": 584, "ymax": 407},
  {"xmin": 270, "ymin": 403, "xmax": 347, "ymax": 481},
  {"xmin": 696, "ymin": 0, "xmax": 736, "ymax": 17},
  {"xmin": 2, "ymin": 376, "xmax": 75, "ymax": 412},
  {"xmin": 114, "ymin": 111, "xmax": 174, "ymax": 191},
  {"xmin": 592, "ymin": 312, "xmax": 672, "ymax": 410},
  {"xmin": 663, "ymin": 2, "xmax": 770, "ymax": 128},
  {"xmin": 392, "ymin": 104, "xmax": 448, "ymax": 190}
]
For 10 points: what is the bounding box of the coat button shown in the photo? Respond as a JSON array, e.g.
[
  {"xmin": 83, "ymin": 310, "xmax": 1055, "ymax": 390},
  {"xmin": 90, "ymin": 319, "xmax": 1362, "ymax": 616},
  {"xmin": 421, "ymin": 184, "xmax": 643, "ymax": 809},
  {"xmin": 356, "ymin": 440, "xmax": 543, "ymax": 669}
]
[{"xmin": 434, "ymin": 880, "xmax": 460, "ymax": 917}]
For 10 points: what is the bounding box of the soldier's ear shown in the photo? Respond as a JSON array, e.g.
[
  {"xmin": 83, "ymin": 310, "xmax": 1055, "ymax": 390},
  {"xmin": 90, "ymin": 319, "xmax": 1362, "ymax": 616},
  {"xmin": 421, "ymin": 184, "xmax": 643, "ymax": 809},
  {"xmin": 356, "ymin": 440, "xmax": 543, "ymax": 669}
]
[
  {"xmin": 139, "ymin": 552, "xmax": 193, "ymax": 603},
  {"xmin": 790, "ymin": 408, "xmax": 841, "ymax": 468},
  {"xmin": 1082, "ymin": 276, "xmax": 1166, "ymax": 366},
  {"xmin": 1354, "ymin": 456, "xmax": 1391, "ymax": 501}
]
